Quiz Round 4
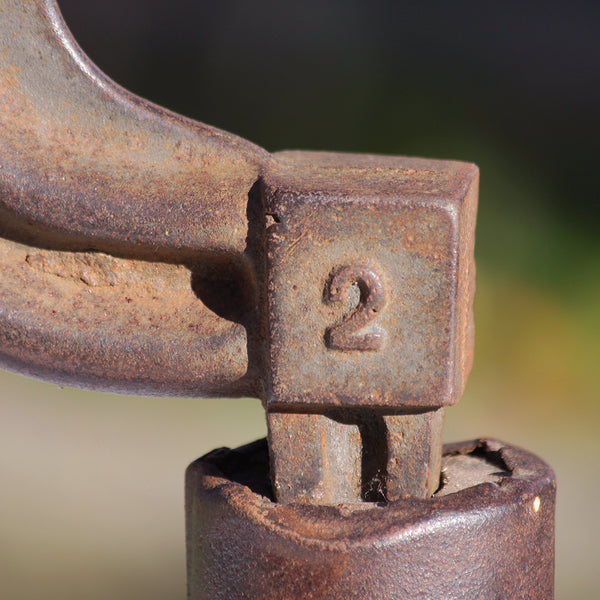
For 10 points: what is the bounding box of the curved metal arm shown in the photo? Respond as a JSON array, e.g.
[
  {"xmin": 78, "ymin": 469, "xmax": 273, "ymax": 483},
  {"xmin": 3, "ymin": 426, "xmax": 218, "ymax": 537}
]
[
  {"xmin": 0, "ymin": 0, "xmax": 269, "ymax": 396},
  {"xmin": 0, "ymin": 0, "xmax": 268, "ymax": 258}
]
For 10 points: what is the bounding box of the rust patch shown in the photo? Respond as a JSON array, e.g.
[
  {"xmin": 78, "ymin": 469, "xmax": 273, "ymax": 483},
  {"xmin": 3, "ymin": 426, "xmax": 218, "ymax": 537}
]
[{"xmin": 26, "ymin": 250, "xmax": 141, "ymax": 287}]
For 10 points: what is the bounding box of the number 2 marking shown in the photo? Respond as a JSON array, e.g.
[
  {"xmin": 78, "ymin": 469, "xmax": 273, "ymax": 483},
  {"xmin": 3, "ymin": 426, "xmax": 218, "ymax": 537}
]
[{"xmin": 325, "ymin": 264, "xmax": 386, "ymax": 352}]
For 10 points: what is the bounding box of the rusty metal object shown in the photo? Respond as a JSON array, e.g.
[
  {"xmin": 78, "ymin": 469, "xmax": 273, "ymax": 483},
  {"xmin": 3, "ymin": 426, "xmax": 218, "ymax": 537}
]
[
  {"xmin": 187, "ymin": 438, "xmax": 556, "ymax": 600},
  {"xmin": 0, "ymin": 0, "xmax": 264, "ymax": 397},
  {"xmin": 262, "ymin": 152, "xmax": 477, "ymax": 411},
  {"xmin": 0, "ymin": 2, "xmax": 555, "ymax": 598},
  {"xmin": 262, "ymin": 152, "xmax": 477, "ymax": 500},
  {"xmin": 0, "ymin": 0, "xmax": 478, "ymax": 502},
  {"xmin": 325, "ymin": 263, "xmax": 386, "ymax": 353},
  {"xmin": 1, "ymin": 2, "xmax": 478, "ymax": 396},
  {"xmin": 268, "ymin": 409, "xmax": 444, "ymax": 504}
]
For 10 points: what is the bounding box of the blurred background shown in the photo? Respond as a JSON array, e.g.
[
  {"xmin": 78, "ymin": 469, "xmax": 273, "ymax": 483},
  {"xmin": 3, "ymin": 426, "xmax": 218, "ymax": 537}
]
[{"xmin": 1, "ymin": 0, "xmax": 598, "ymax": 598}]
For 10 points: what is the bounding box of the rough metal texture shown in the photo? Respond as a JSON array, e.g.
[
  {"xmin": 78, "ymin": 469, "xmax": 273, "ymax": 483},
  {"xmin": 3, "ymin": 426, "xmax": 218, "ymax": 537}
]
[
  {"xmin": 187, "ymin": 438, "xmax": 556, "ymax": 600},
  {"xmin": 0, "ymin": 0, "xmax": 479, "ymax": 501},
  {"xmin": 0, "ymin": 1, "xmax": 477, "ymax": 406},
  {"xmin": 0, "ymin": 3, "xmax": 555, "ymax": 597},
  {"xmin": 261, "ymin": 152, "xmax": 476, "ymax": 501},
  {"xmin": 263, "ymin": 152, "xmax": 478, "ymax": 410},
  {"xmin": 0, "ymin": 0, "xmax": 266, "ymax": 396},
  {"xmin": 268, "ymin": 409, "xmax": 443, "ymax": 504}
]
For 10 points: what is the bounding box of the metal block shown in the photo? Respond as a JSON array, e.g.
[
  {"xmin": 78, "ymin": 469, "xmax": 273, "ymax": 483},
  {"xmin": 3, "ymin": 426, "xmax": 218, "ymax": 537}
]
[{"xmin": 263, "ymin": 151, "xmax": 478, "ymax": 410}]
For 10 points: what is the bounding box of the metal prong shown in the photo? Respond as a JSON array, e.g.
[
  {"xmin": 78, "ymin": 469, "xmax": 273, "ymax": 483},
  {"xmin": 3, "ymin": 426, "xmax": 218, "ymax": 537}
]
[
  {"xmin": 384, "ymin": 409, "xmax": 444, "ymax": 500},
  {"xmin": 268, "ymin": 411, "xmax": 362, "ymax": 504},
  {"xmin": 268, "ymin": 409, "xmax": 443, "ymax": 504}
]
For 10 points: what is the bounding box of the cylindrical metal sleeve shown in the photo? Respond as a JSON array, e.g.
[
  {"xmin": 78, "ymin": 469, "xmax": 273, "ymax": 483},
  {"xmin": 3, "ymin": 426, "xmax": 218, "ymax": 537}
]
[{"xmin": 186, "ymin": 438, "xmax": 555, "ymax": 600}]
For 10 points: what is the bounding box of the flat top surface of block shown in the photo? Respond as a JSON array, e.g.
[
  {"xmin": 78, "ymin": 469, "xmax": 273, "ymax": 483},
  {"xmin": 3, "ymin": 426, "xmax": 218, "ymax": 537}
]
[{"xmin": 268, "ymin": 151, "xmax": 477, "ymax": 201}]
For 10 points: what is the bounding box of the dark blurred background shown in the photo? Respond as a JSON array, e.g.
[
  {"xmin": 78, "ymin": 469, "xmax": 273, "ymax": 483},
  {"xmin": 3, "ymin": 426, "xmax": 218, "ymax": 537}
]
[{"xmin": 1, "ymin": 1, "xmax": 598, "ymax": 598}]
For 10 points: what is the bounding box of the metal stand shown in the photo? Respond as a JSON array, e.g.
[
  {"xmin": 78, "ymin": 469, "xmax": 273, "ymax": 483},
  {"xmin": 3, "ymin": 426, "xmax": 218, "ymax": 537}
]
[{"xmin": 186, "ymin": 438, "xmax": 555, "ymax": 600}]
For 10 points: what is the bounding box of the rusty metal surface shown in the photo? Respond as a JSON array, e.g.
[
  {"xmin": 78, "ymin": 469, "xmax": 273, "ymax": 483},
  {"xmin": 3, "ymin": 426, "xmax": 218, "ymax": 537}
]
[
  {"xmin": 0, "ymin": 0, "xmax": 266, "ymax": 258},
  {"xmin": 187, "ymin": 438, "xmax": 556, "ymax": 599},
  {"xmin": 385, "ymin": 408, "xmax": 443, "ymax": 500},
  {"xmin": 268, "ymin": 409, "xmax": 443, "ymax": 504},
  {"xmin": 0, "ymin": 3, "xmax": 555, "ymax": 597},
  {"xmin": 0, "ymin": 238, "xmax": 253, "ymax": 395},
  {"xmin": 261, "ymin": 152, "xmax": 476, "ymax": 501},
  {"xmin": 0, "ymin": 0, "xmax": 267, "ymax": 396},
  {"xmin": 0, "ymin": 0, "xmax": 480, "ymax": 505},
  {"xmin": 263, "ymin": 152, "xmax": 478, "ymax": 410},
  {"xmin": 0, "ymin": 1, "xmax": 477, "ymax": 406}
]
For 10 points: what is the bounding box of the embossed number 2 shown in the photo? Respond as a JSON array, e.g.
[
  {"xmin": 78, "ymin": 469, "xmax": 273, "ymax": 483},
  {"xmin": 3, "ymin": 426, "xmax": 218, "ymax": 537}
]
[{"xmin": 325, "ymin": 265, "xmax": 386, "ymax": 352}]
